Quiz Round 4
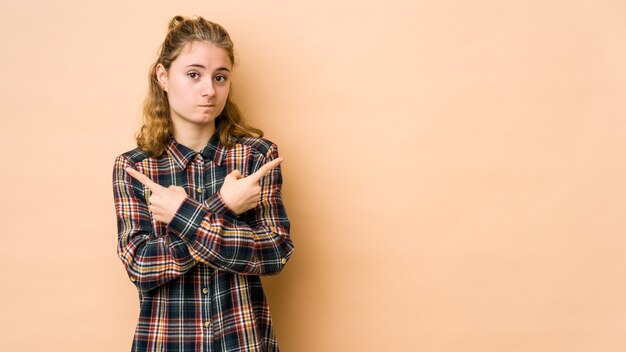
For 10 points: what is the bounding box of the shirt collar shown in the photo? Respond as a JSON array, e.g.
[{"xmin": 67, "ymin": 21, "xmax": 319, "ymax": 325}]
[{"xmin": 165, "ymin": 127, "xmax": 227, "ymax": 170}]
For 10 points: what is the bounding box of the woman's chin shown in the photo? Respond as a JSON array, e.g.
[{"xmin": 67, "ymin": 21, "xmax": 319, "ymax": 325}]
[
  {"xmin": 171, "ymin": 112, "xmax": 219, "ymax": 128},
  {"xmin": 190, "ymin": 115, "xmax": 217, "ymax": 125}
]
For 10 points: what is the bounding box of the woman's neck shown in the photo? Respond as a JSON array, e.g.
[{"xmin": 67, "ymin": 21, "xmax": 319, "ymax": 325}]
[{"xmin": 172, "ymin": 120, "xmax": 216, "ymax": 153}]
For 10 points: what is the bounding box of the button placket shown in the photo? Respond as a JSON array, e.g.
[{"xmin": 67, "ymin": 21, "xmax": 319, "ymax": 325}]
[
  {"xmin": 192, "ymin": 154, "xmax": 205, "ymax": 202},
  {"xmin": 195, "ymin": 164, "xmax": 212, "ymax": 344},
  {"xmin": 200, "ymin": 267, "xmax": 213, "ymax": 347}
]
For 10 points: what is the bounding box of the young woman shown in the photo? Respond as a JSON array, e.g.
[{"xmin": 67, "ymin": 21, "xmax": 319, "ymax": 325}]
[{"xmin": 112, "ymin": 16, "xmax": 294, "ymax": 352}]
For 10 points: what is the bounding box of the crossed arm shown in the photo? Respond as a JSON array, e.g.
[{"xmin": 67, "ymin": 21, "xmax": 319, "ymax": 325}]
[
  {"xmin": 125, "ymin": 156, "xmax": 283, "ymax": 224},
  {"xmin": 113, "ymin": 148, "xmax": 294, "ymax": 292}
]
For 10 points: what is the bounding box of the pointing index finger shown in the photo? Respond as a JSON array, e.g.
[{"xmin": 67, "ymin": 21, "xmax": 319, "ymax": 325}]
[
  {"xmin": 250, "ymin": 157, "xmax": 283, "ymax": 182},
  {"xmin": 125, "ymin": 167, "xmax": 163, "ymax": 191}
]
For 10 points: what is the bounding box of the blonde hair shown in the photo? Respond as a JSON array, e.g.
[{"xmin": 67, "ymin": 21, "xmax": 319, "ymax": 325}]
[{"xmin": 136, "ymin": 15, "xmax": 263, "ymax": 157}]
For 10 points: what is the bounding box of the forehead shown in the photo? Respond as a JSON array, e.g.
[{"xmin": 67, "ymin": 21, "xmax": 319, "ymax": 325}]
[{"xmin": 173, "ymin": 41, "xmax": 232, "ymax": 69}]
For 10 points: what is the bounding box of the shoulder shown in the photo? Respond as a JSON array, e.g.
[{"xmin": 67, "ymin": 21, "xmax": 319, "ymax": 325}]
[
  {"xmin": 233, "ymin": 136, "xmax": 278, "ymax": 157},
  {"xmin": 114, "ymin": 147, "xmax": 151, "ymax": 166}
]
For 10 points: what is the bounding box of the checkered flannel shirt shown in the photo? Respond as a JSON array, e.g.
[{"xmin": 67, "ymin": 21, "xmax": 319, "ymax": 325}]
[{"xmin": 112, "ymin": 129, "xmax": 294, "ymax": 352}]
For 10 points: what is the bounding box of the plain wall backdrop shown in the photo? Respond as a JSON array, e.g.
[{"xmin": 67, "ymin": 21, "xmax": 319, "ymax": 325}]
[{"xmin": 1, "ymin": 0, "xmax": 625, "ymax": 351}]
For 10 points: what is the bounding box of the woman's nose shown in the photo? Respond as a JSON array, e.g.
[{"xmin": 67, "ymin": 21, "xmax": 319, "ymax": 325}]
[{"xmin": 200, "ymin": 80, "xmax": 215, "ymax": 97}]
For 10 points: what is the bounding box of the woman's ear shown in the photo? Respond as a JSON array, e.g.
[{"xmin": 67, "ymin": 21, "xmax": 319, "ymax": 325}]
[{"xmin": 156, "ymin": 63, "xmax": 168, "ymax": 92}]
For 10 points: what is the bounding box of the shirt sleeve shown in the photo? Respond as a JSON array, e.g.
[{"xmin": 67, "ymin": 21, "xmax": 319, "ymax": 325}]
[
  {"xmin": 113, "ymin": 155, "xmax": 198, "ymax": 292},
  {"xmin": 166, "ymin": 143, "xmax": 295, "ymax": 276}
]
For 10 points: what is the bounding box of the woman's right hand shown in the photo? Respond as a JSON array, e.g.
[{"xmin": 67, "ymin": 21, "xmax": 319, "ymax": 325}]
[{"xmin": 219, "ymin": 157, "xmax": 283, "ymax": 215}]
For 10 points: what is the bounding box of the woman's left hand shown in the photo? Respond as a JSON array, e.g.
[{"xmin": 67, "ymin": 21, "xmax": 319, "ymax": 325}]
[{"xmin": 125, "ymin": 167, "xmax": 188, "ymax": 224}]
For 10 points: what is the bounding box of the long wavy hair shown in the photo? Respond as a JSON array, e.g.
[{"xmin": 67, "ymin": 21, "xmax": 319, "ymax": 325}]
[{"xmin": 136, "ymin": 15, "xmax": 263, "ymax": 157}]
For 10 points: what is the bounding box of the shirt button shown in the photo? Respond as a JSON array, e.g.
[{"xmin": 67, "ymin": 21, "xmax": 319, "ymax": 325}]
[
  {"xmin": 197, "ymin": 186, "xmax": 203, "ymax": 193},
  {"xmin": 281, "ymin": 258, "xmax": 287, "ymax": 265},
  {"xmin": 129, "ymin": 276, "xmax": 136, "ymax": 282},
  {"xmin": 204, "ymin": 321, "xmax": 211, "ymax": 328},
  {"xmin": 195, "ymin": 154, "xmax": 203, "ymax": 163},
  {"xmin": 202, "ymin": 288, "xmax": 208, "ymax": 294}
]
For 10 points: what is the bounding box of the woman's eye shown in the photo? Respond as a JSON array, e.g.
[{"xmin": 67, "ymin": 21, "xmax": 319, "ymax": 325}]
[
  {"xmin": 187, "ymin": 71, "xmax": 200, "ymax": 79},
  {"xmin": 215, "ymin": 75, "xmax": 228, "ymax": 83}
]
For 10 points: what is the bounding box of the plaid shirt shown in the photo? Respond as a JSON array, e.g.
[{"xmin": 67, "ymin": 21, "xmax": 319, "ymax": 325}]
[{"xmin": 112, "ymin": 127, "xmax": 294, "ymax": 352}]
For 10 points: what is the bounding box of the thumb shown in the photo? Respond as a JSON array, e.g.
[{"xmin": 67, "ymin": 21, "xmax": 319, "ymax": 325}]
[{"xmin": 225, "ymin": 170, "xmax": 242, "ymax": 181}]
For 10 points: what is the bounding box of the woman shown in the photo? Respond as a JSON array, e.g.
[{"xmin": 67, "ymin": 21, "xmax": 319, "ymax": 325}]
[{"xmin": 112, "ymin": 15, "xmax": 294, "ymax": 352}]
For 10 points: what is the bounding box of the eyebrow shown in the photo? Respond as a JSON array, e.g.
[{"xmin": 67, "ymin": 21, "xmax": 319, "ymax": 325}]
[{"xmin": 185, "ymin": 64, "xmax": 231, "ymax": 72}]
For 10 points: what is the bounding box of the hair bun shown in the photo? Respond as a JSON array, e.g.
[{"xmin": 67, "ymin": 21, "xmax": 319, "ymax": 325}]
[{"xmin": 168, "ymin": 15, "xmax": 186, "ymax": 31}]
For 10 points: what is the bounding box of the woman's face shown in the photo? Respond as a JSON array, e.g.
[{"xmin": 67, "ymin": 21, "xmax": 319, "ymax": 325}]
[{"xmin": 157, "ymin": 41, "xmax": 232, "ymax": 129}]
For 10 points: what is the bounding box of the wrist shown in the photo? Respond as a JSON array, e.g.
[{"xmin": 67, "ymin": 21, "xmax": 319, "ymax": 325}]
[{"xmin": 218, "ymin": 191, "xmax": 242, "ymax": 215}]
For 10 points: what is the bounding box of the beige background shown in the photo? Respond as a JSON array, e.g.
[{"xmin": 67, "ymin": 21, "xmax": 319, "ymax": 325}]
[{"xmin": 1, "ymin": 0, "xmax": 625, "ymax": 351}]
